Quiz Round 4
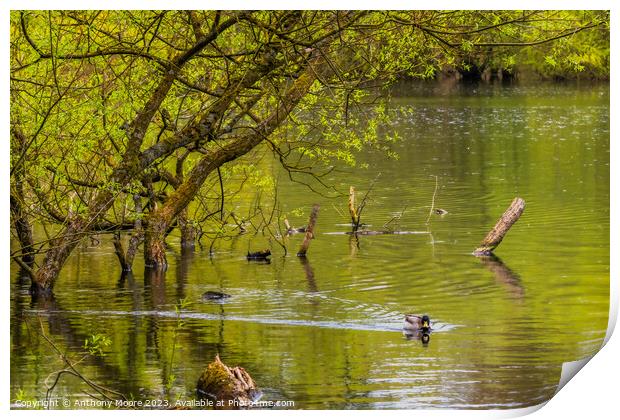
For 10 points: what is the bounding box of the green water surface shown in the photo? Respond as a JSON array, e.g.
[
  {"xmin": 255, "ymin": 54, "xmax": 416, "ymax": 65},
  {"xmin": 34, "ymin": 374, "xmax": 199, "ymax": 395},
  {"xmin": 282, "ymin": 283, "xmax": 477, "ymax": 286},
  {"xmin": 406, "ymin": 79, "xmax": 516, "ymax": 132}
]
[{"xmin": 10, "ymin": 80, "xmax": 609, "ymax": 409}]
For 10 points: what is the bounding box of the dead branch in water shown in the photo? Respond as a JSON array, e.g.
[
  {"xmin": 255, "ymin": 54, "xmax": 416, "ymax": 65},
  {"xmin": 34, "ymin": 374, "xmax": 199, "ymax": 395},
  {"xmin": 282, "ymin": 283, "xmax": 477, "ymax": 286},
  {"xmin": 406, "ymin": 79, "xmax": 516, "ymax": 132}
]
[
  {"xmin": 474, "ymin": 197, "xmax": 525, "ymax": 256},
  {"xmin": 426, "ymin": 175, "xmax": 439, "ymax": 225},
  {"xmin": 383, "ymin": 206, "xmax": 408, "ymax": 232},
  {"xmin": 297, "ymin": 204, "xmax": 320, "ymax": 257},
  {"xmin": 348, "ymin": 186, "xmax": 360, "ymax": 229},
  {"xmin": 348, "ymin": 175, "xmax": 380, "ymax": 231}
]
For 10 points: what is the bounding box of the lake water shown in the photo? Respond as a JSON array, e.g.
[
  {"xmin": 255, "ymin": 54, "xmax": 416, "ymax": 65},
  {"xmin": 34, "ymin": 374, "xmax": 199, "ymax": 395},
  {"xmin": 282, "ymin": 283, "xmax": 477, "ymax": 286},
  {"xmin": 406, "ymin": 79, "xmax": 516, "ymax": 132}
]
[{"xmin": 10, "ymin": 80, "xmax": 610, "ymax": 409}]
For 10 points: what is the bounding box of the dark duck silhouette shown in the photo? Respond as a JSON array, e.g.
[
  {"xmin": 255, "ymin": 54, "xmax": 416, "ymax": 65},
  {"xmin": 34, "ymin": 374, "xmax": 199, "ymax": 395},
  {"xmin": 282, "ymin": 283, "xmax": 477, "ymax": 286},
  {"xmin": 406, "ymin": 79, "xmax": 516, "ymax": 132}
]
[
  {"xmin": 202, "ymin": 291, "xmax": 231, "ymax": 300},
  {"xmin": 246, "ymin": 249, "xmax": 271, "ymax": 261}
]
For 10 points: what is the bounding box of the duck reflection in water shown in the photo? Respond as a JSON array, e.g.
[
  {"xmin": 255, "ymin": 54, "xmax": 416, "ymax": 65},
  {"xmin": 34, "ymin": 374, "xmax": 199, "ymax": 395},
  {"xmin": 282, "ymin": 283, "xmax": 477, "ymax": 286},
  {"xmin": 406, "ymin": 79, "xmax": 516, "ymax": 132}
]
[{"xmin": 404, "ymin": 330, "xmax": 431, "ymax": 346}]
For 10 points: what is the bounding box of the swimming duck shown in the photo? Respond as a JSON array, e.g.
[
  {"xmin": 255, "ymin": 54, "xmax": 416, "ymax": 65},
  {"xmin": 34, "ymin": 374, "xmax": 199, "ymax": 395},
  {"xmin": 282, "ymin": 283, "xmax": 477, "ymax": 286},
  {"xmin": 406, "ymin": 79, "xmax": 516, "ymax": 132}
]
[
  {"xmin": 435, "ymin": 208, "xmax": 448, "ymax": 216},
  {"xmin": 202, "ymin": 291, "xmax": 231, "ymax": 300},
  {"xmin": 404, "ymin": 314, "xmax": 431, "ymax": 332},
  {"xmin": 246, "ymin": 249, "xmax": 271, "ymax": 260}
]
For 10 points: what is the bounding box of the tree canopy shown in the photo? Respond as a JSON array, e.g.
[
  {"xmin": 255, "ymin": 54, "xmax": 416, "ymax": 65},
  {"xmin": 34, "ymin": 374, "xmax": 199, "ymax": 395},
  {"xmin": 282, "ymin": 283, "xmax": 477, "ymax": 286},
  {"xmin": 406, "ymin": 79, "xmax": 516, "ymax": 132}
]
[{"xmin": 9, "ymin": 10, "xmax": 609, "ymax": 295}]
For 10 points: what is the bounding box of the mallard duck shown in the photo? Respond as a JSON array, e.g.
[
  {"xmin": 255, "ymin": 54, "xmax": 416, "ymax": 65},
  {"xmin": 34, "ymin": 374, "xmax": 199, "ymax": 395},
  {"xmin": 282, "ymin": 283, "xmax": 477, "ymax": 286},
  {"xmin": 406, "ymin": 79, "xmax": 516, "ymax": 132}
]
[
  {"xmin": 404, "ymin": 314, "xmax": 431, "ymax": 331},
  {"xmin": 202, "ymin": 291, "xmax": 231, "ymax": 300},
  {"xmin": 246, "ymin": 249, "xmax": 271, "ymax": 260}
]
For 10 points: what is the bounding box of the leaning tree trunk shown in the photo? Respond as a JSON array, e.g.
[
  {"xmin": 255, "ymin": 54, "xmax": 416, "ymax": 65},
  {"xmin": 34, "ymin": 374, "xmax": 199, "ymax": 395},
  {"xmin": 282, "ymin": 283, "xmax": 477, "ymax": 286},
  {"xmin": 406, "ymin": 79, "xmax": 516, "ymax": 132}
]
[
  {"xmin": 474, "ymin": 197, "xmax": 525, "ymax": 256},
  {"xmin": 32, "ymin": 216, "xmax": 89, "ymax": 295},
  {"xmin": 143, "ymin": 53, "xmax": 332, "ymax": 268},
  {"xmin": 30, "ymin": 82, "xmax": 176, "ymax": 292},
  {"xmin": 10, "ymin": 194, "xmax": 35, "ymax": 264},
  {"xmin": 10, "ymin": 127, "xmax": 35, "ymax": 264},
  {"xmin": 26, "ymin": 17, "xmax": 246, "ymax": 293}
]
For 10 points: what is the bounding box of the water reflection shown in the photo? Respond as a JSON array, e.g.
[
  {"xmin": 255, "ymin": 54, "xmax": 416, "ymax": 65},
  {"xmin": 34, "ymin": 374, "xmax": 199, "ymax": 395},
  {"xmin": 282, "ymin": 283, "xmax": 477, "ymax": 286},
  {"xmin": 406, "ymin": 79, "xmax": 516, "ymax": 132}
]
[
  {"xmin": 299, "ymin": 257, "xmax": 318, "ymax": 293},
  {"xmin": 144, "ymin": 268, "xmax": 167, "ymax": 308},
  {"xmin": 478, "ymin": 255, "xmax": 525, "ymax": 300},
  {"xmin": 403, "ymin": 330, "xmax": 431, "ymax": 346},
  {"xmin": 175, "ymin": 247, "xmax": 194, "ymax": 299},
  {"xmin": 24, "ymin": 294, "xmax": 139, "ymax": 398}
]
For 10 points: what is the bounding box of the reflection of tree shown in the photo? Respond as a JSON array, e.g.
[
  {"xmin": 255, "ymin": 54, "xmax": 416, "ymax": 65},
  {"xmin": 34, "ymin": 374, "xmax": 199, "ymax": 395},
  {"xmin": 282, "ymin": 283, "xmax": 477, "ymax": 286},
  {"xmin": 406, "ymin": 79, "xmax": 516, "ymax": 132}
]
[
  {"xmin": 144, "ymin": 267, "xmax": 167, "ymax": 308},
  {"xmin": 299, "ymin": 257, "xmax": 317, "ymax": 293},
  {"xmin": 349, "ymin": 234, "xmax": 360, "ymax": 258},
  {"xmin": 20, "ymin": 294, "xmax": 140, "ymax": 398},
  {"xmin": 174, "ymin": 247, "xmax": 194, "ymax": 301},
  {"xmin": 11, "ymin": 268, "xmax": 32, "ymax": 350},
  {"xmin": 298, "ymin": 256, "xmax": 321, "ymax": 319},
  {"xmin": 478, "ymin": 255, "xmax": 524, "ymax": 300}
]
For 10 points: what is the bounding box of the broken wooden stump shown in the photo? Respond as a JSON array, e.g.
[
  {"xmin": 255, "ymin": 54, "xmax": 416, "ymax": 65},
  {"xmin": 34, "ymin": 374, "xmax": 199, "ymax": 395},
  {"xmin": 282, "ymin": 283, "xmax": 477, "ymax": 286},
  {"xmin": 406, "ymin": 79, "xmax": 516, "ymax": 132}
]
[
  {"xmin": 196, "ymin": 354, "xmax": 260, "ymax": 409},
  {"xmin": 473, "ymin": 197, "xmax": 525, "ymax": 256},
  {"xmin": 297, "ymin": 204, "xmax": 320, "ymax": 257},
  {"xmin": 348, "ymin": 186, "xmax": 360, "ymax": 229}
]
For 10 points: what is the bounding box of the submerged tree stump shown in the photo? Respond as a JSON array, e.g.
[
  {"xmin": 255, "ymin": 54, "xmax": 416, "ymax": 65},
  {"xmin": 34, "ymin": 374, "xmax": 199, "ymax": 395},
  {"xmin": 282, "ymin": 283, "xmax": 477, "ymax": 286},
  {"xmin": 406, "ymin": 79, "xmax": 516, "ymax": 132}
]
[
  {"xmin": 474, "ymin": 197, "xmax": 525, "ymax": 256},
  {"xmin": 348, "ymin": 186, "xmax": 360, "ymax": 229},
  {"xmin": 113, "ymin": 232, "xmax": 128, "ymax": 270},
  {"xmin": 196, "ymin": 355, "xmax": 259, "ymax": 409},
  {"xmin": 297, "ymin": 204, "xmax": 320, "ymax": 257}
]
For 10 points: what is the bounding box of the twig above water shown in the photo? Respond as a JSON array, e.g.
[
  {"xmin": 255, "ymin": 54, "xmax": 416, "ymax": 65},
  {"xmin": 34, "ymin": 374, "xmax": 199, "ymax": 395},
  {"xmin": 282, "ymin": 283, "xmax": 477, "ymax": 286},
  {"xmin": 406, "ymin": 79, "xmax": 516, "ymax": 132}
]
[{"xmin": 426, "ymin": 175, "xmax": 439, "ymax": 225}]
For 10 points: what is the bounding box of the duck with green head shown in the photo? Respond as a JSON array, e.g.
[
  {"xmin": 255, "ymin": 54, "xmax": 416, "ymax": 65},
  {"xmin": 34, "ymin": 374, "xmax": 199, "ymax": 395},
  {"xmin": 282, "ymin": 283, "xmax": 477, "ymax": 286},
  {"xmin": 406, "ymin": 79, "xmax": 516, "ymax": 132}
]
[{"xmin": 404, "ymin": 314, "xmax": 431, "ymax": 332}]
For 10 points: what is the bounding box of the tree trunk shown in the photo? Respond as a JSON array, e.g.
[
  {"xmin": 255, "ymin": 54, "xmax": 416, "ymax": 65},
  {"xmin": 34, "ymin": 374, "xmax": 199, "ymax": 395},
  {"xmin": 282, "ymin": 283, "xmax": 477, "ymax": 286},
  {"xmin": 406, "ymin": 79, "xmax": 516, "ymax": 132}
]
[
  {"xmin": 32, "ymin": 216, "xmax": 89, "ymax": 295},
  {"xmin": 143, "ymin": 54, "xmax": 332, "ymax": 267},
  {"xmin": 178, "ymin": 209, "xmax": 196, "ymax": 249},
  {"xmin": 123, "ymin": 194, "xmax": 145, "ymax": 271},
  {"xmin": 474, "ymin": 197, "xmax": 525, "ymax": 256},
  {"xmin": 10, "ymin": 194, "xmax": 35, "ymax": 264},
  {"xmin": 26, "ymin": 19, "xmax": 244, "ymax": 292},
  {"xmin": 125, "ymin": 231, "xmax": 144, "ymax": 269},
  {"xmin": 144, "ymin": 218, "xmax": 169, "ymax": 268},
  {"xmin": 113, "ymin": 232, "xmax": 128, "ymax": 270},
  {"xmin": 11, "ymin": 127, "xmax": 35, "ymax": 265}
]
